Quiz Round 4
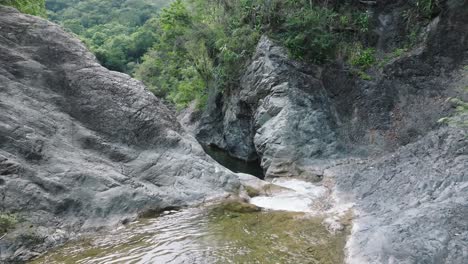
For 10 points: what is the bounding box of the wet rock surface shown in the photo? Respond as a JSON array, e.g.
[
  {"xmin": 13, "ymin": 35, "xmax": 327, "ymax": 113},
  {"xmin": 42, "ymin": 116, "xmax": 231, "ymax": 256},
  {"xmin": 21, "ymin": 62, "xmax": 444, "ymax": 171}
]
[{"xmin": 0, "ymin": 6, "xmax": 239, "ymax": 262}]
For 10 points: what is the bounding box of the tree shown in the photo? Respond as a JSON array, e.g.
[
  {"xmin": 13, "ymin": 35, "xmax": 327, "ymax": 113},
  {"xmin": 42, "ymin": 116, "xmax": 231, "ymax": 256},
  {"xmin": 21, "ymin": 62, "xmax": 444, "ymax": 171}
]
[
  {"xmin": 45, "ymin": 0, "xmax": 169, "ymax": 74},
  {"xmin": 1, "ymin": 0, "xmax": 47, "ymax": 17}
]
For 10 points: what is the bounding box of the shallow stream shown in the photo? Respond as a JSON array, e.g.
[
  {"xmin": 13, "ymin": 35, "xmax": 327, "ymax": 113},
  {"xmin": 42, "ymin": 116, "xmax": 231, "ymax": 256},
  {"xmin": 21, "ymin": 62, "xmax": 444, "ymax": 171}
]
[{"xmin": 31, "ymin": 178, "xmax": 350, "ymax": 264}]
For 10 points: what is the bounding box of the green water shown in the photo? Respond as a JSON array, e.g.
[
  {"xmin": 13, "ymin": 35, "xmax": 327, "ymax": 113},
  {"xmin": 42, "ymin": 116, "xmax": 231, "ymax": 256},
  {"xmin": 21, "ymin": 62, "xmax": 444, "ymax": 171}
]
[{"xmin": 31, "ymin": 202, "xmax": 349, "ymax": 264}]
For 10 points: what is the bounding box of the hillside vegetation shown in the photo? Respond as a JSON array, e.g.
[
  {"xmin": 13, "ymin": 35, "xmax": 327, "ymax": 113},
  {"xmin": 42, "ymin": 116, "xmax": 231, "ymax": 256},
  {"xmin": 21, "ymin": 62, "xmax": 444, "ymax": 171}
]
[
  {"xmin": 0, "ymin": 0, "xmax": 46, "ymax": 16},
  {"xmin": 136, "ymin": 0, "xmax": 371, "ymax": 108},
  {"xmin": 46, "ymin": 0, "xmax": 169, "ymax": 73},
  {"xmin": 135, "ymin": 0, "xmax": 440, "ymax": 108},
  {"xmin": 3, "ymin": 0, "xmax": 440, "ymax": 108}
]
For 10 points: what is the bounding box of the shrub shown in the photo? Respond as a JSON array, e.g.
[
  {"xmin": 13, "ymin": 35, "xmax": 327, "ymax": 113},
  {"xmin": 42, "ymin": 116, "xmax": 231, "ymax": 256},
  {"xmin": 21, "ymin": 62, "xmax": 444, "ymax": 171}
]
[
  {"xmin": 451, "ymin": 98, "xmax": 468, "ymax": 114},
  {"xmin": 438, "ymin": 97, "xmax": 468, "ymax": 128},
  {"xmin": 393, "ymin": 48, "xmax": 407, "ymax": 57},
  {"xmin": 357, "ymin": 71, "xmax": 372, "ymax": 81},
  {"xmin": 0, "ymin": 213, "xmax": 18, "ymax": 235},
  {"xmin": 355, "ymin": 11, "xmax": 370, "ymax": 33},
  {"xmin": 378, "ymin": 48, "xmax": 408, "ymax": 68},
  {"xmin": 416, "ymin": 0, "xmax": 439, "ymax": 18},
  {"xmin": 280, "ymin": 6, "xmax": 338, "ymax": 63},
  {"xmin": 350, "ymin": 46, "xmax": 376, "ymax": 69}
]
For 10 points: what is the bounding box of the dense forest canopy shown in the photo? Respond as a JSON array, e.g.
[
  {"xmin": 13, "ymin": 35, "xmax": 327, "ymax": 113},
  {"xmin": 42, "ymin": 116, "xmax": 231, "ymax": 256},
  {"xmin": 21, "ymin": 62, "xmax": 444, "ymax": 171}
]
[
  {"xmin": 45, "ymin": 0, "xmax": 170, "ymax": 73},
  {"xmin": 1, "ymin": 0, "xmax": 441, "ymax": 109},
  {"xmin": 0, "ymin": 0, "xmax": 46, "ymax": 16}
]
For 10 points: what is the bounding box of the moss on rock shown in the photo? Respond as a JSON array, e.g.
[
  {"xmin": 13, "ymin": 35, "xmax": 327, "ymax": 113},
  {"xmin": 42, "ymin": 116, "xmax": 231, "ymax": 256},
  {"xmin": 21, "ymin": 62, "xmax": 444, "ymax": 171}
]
[
  {"xmin": 0, "ymin": 213, "xmax": 18, "ymax": 235},
  {"xmin": 214, "ymin": 200, "xmax": 261, "ymax": 214},
  {"xmin": 244, "ymin": 185, "xmax": 261, "ymax": 197},
  {"xmin": 209, "ymin": 207, "xmax": 350, "ymax": 264}
]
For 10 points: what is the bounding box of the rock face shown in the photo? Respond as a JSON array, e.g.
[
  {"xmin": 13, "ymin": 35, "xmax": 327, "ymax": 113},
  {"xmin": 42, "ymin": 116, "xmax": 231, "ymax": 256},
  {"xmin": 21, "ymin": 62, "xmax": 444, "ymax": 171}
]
[
  {"xmin": 194, "ymin": 0, "xmax": 468, "ymax": 263},
  {"xmin": 0, "ymin": 6, "xmax": 239, "ymax": 262},
  {"xmin": 197, "ymin": 36, "xmax": 340, "ymax": 179},
  {"xmin": 333, "ymin": 2, "xmax": 468, "ymax": 262},
  {"xmin": 332, "ymin": 127, "xmax": 468, "ymax": 264}
]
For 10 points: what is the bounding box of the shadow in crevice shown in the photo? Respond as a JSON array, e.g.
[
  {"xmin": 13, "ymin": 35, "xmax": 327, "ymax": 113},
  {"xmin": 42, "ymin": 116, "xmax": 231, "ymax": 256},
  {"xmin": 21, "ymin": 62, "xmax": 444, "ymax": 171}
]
[{"xmin": 203, "ymin": 145, "xmax": 264, "ymax": 179}]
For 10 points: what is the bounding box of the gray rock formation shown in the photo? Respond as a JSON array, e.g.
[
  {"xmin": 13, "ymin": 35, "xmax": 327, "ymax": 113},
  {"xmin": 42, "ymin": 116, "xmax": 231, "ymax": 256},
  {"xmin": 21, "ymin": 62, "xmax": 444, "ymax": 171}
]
[
  {"xmin": 243, "ymin": 38, "xmax": 341, "ymax": 178},
  {"xmin": 0, "ymin": 6, "xmax": 239, "ymax": 262},
  {"xmin": 331, "ymin": 127, "xmax": 468, "ymax": 264},
  {"xmin": 197, "ymin": 36, "xmax": 341, "ymax": 179}
]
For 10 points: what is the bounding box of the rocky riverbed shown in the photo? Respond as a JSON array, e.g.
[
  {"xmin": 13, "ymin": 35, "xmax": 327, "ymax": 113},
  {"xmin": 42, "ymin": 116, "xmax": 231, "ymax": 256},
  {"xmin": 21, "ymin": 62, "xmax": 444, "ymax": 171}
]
[{"xmin": 0, "ymin": 1, "xmax": 467, "ymax": 263}]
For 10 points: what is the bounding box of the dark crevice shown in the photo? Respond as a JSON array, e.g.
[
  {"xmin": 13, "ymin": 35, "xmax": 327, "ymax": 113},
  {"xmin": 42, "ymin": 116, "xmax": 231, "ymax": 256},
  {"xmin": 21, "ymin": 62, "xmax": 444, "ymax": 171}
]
[{"xmin": 203, "ymin": 144, "xmax": 264, "ymax": 179}]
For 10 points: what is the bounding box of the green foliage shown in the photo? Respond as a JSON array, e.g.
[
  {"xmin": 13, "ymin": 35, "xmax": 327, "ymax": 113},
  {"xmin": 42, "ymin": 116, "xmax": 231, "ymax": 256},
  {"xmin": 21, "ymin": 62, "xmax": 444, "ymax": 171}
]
[
  {"xmin": 136, "ymin": 0, "xmax": 375, "ymax": 108},
  {"xmin": 43, "ymin": 0, "xmax": 377, "ymax": 108},
  {"xmin": 437, "ymin": 117, "xmax": 450, "ymax": 124},
  {"xmin": 349, "ymin": 45, "xmax": 376, "ymax": 69},
  {"xmin": 355, "ymin": 11, "xmax": 370, "ymax": 33},
  {"xmin": 280, "ymin": 6, "xmax": 337, "ymax": 63},
  {"xmin": 439, "ymin": 97, "xmax": 468, "ymax": 128},
  {"xmin": 403, "ymin": 0, "xmax": 440, "ymax": 22},
  {"xmin": 0, "ymin": 213, "xmax": 18, "ymax": 235},
  {"xmin": 248, "ymin": 1, "xmax": 372, "ymax": 64},
  {"xmin": 392, "ymin": 48, "xmax": 407, "ymax": 57},
  {"xmin": 402, "ymin": 4, "xmax": 433, "ymax": 49},
  {"xmin": 357, "ymin": 71, "xmax": 372, "ymax": 81},
  {"xmin": 46, "ymin": 0, "xmax": 168, "ymax": 73},
  {"xmin": 415, "ymin": 0, "xmax": 439, "ymax": 18},
  {"xmin": 339, "ymin": 15, "xmax": 350, "ymax": 26},
  {"xmin": 346, "ymin": 43, "xmax": 376, "ymax": 80},
  {"xmin": 451, "ymin": 98, "xmax": 468, "ymax": 114},
  {"xmin": 135, "ymin": 0, "xmax": 210, "ymax": 108},
  {"xmin": 43, "ymin": 0, "xmax": 377, "ymax": 109},
  {"xmin": 402, "ymin": 25, "xmax": 423, "ymax": 49},
  {"xmin": 378, "ymin": 48, "xmax": 408, "ymax": 68},
  {"xmin": 0, "ymin": 0, "xmax": 47, "ymax": 17},
  {"xmin": 401, "ymin": 0, "xmax": 441, "ymax": 48},
  {"xmin": 135, "ymin": 0, "xmax": 264, "ymax": 108}
]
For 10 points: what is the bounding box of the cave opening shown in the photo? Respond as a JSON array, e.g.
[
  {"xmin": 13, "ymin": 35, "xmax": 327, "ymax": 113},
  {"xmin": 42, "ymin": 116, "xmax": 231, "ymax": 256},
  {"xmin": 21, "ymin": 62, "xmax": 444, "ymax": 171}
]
[{"xmin": 203, "ymin": 144, "xmax": 264, "ymax": 179}]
